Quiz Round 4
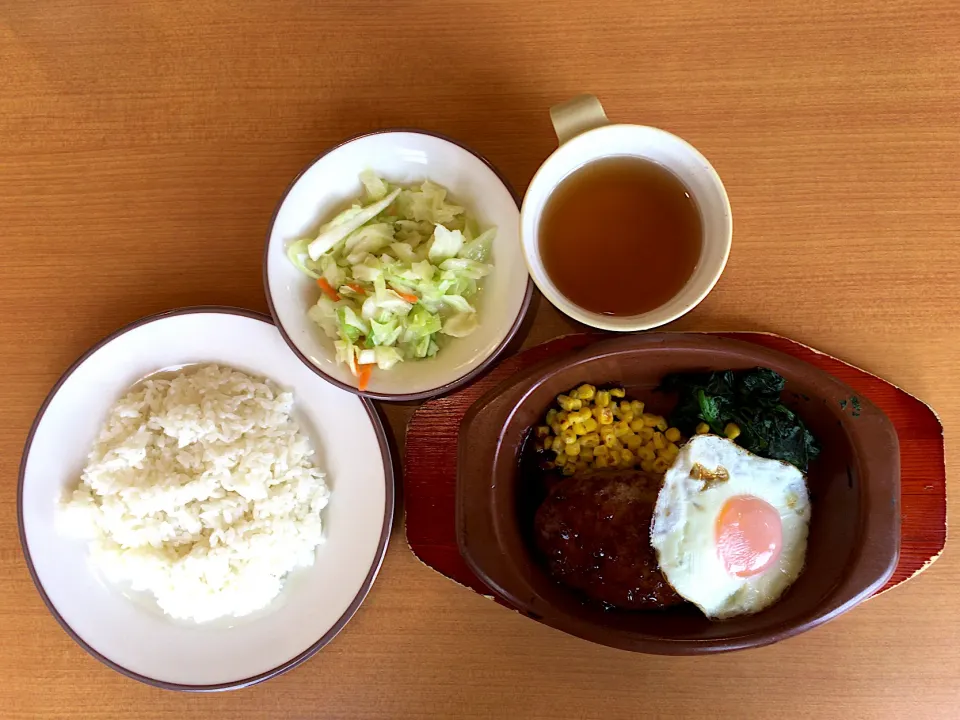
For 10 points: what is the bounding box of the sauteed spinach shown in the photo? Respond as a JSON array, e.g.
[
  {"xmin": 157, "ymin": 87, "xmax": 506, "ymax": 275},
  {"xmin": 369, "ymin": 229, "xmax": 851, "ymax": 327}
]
[{"xmin": 658, "ymin": 367, "xmax": 821, "ymax": 472}]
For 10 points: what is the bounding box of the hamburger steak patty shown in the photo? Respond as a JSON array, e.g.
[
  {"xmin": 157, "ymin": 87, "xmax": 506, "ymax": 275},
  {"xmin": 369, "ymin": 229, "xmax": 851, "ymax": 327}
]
[{"xmin": 533, "ymin": 470, "xmax": 684, "ymax": 610}]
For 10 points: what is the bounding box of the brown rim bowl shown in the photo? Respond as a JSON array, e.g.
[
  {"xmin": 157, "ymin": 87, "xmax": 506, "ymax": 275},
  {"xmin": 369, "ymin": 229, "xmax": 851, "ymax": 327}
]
[
  {"xmin": 456, "ymin": 333, "xmax": 900, "ymax": 654},
  {"xmin": 18, "ymin": 307, "xmax": 395, "ymax": 690},
  {"xmin": 263, "ymin": 129, "xmax": 534, "ymax": 403}
]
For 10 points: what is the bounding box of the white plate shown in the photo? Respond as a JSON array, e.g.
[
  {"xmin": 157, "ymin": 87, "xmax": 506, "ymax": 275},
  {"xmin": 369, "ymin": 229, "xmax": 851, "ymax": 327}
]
[
  {"xmin": 18, "ymin": 308, "xmax": 394, "ymax": 690},
  {"xmin": 264, "ymin": 130, "xmax": 533, "ymax": 401}
]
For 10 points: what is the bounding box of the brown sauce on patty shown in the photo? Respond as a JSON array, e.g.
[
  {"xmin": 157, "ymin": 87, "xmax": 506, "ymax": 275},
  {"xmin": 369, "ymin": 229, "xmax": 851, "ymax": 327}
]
[{"xmin": 533, "ymin": 470, "xmax": 683, "ymax": 610}]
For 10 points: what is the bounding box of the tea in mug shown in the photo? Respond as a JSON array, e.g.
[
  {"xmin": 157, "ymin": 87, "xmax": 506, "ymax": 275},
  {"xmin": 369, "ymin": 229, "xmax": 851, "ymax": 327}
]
[{"xmin": 538, "ymin": 156, "xmax": 702, "ymax": 316}]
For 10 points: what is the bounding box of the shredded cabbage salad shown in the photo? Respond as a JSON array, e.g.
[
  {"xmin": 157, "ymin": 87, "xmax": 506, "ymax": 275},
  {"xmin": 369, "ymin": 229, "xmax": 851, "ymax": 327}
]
[{"xmin": 287, "ymin": 171, "xmax": 495, "ymax": 388}]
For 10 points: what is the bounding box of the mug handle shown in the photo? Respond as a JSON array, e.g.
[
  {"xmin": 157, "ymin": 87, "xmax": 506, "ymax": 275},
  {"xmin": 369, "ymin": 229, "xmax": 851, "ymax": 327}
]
[{"xmin": 549, "ymin": 94, "xmax": 609, "ymax": 145}]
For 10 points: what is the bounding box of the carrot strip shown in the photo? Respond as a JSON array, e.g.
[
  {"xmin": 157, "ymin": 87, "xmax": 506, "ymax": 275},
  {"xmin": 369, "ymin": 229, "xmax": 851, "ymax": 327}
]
[
  {"xmin": 395, "ymin": 289, "xmax": 418, "ymax": 304},
  {"xmin": 316, "ymin": 277, "xmax": 340, "ymax": 301},
  {"xmin": 357, "ymin": 364, "xmax": 373, "ymax": 391},
  {"xmin": 347, "ymin": 283, "xmax": 366, "ymax": 295}
]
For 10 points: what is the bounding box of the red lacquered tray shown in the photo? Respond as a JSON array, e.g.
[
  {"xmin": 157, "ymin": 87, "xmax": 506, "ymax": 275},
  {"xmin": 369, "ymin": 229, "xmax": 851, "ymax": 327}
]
[{"xmin": 403, "ymin": 332, "xmax": 946, "ymax": 601}]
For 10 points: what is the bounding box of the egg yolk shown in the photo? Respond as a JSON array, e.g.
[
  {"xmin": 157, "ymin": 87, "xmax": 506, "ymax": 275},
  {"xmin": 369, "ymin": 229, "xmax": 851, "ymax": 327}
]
[{"xmin": 715, "ymin": 495, "xmax": 783, "ymax": 577}]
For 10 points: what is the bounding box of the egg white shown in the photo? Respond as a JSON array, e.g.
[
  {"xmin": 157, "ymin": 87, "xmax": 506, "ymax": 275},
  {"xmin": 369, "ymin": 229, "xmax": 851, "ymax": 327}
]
[{"xmin": 650, "ymin": 434, "xmax": 811, "ymax": 619}]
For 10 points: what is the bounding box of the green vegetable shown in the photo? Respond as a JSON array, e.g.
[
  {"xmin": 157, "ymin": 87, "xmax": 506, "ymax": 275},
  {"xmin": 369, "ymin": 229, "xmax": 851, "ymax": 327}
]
[
  {"xmin": 459, "ymin": 228, "xmax": 495, "ymax": 263},
  {"xmin": 359, "ymin": 169, "xmax": 389, "ymax": 201},
  {"xmin": 286, "ymin": 238, "xmax": 321, "ymax": 279},
  {"xmin": 307, "ymin": 187, "xmax": 401, "ymax": 260},
  {"xmin": 428, "ymin": 224, "xmax": 464, "ymax": 263},
  {"xmin": 658, "ymin": 367, "xmax": 821, "ymax": 472},
  {"xmin": 288, "ymin": 172, "xmax": 495, "ymax": 376}
]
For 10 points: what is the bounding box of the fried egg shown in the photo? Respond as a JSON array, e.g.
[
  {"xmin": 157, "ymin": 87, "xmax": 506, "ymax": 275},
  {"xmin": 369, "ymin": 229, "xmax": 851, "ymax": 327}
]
[{"xmin": 650, "ymin": 434, "xmax": 811, "ymax": 619}]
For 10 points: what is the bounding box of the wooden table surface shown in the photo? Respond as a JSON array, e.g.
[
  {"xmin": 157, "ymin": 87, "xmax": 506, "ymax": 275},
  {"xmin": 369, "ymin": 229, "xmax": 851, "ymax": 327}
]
[{"xmin": 2, "ymin": 1, "xmax": 958, "ymax": 717}]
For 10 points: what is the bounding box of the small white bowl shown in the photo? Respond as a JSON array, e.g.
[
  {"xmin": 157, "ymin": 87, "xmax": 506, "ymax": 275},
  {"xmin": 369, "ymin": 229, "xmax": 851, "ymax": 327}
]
[
  {"xmin": 264, "ymin": 130, "xmax": 533, "ymax": 402},
  {"xmin": 521, "ymin": 96, "xmax": 732, "ymax": 332},
  {"xmin": 18, "ymin": 308, "xmax": 393, "ymax": 690}
]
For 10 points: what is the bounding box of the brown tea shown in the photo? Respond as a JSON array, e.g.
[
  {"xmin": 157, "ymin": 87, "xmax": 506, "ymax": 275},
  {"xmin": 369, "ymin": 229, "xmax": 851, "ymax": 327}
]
[{"xmin": 538, "ymin": 156, "xmax": 702, "ymax": 316}]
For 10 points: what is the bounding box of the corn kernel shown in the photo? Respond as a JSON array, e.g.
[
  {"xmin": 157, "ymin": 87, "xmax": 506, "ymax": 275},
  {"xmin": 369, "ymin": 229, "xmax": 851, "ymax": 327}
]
[
  {"xmin": 724, "ymin": 423, "xmax": 741, "ymax": 440},
  {"xmin": 539, "ymin": 436, "xmax": 552, "ymax": 451},
  {"xmin": 608, "ymin": 449, "xmax": 620, "ymax": 464},
  {"xmin": 638, "ymin": 446, "xmax": 656, "ymax": 461},
  {"xmin": 592, "ymin": 406, "xmax": 604, "ymax": 421},
  {"xmin": 625, "ymin": 434, "xmax": 643, "ymax": 450},
  {"xmin": 535, "ymin": 425, "xmax": 550, "ymax": 439},
  {"xmin": 652, "ymin": 458, "xmax": 670, "ymax": 474},
  {"xmin": 642, "ymin": 413, "xmax": 662, "ymax": 427},
  {"xmin": 653, "ymin": 432, "xmax": 665, "ymax": 450},
  {"xmin": 562, "ymin": 464, "xmax": 576, "ymax": 476},
  {"xmin": 641, "ymin": 459, "xmax": 655, "ymax": 473},
  {"xmin": 581, "ymin": 432, "xmax": 600, "ymax": 448},
  {"xmin": 639, "ymin": 426, "xmax": 655, "ymax": 440},
  {"xmin": 696, "ymin": 422, "xmax": 710, "ymax": 435},
  {"xmin": 630, "ymin": 400, "xmax": 645, "ymax": 416},
  {"xmin": 620, "ymin": 449, "xmax": 635, "ymax": 465},
  {"xmin": 598, "ymin": 407, "xmax": 614, "ymax": 425},
  {"xmin": 664, "ymin": 442, "xmax": 679, "ymax": 456},
  {"xmin": 568, "ymin": 388, "xmax": 580, "ymax": 400},
  {"xmin": 576, "ymin": 384, "xmax": 596, "ymax": 400},
  {"xmin": 550, "ymin": 422, "xmax": 562, "ymax": 436},
  {"xmin": 593, "ymin": 445, "xmax": 609, "ymax": 458},
  {"xmin": 600, "ymin": 425, "xmax": 616, "ymax": 441},
  {"xmin": 610, "ymin": 388, "xmax": 626, "ymax": 398},
  {"xmin": 628, "ymin": 419, "xmax": 644, "ymax": 433},
  {"xmin": 665, "ymin": 427, "xmax": 681, "ymax": 443},
  {"xmin": 577, "ymin": 408, "xmax": 594, "ymax": 422},
  {"xmin": 572, "ymin": 421, "xmax": 587, "ymax": 435},
  {"xmin": 595, "ymin": 456, "xmax": 610, "ymax": 468},
  {"xmin": 656, "ymin": 447, "xmax": 673, "ymax": 461},
  {"xmin": 551, "ymin": 436, "xmax": 564, "ymax": 453},
  {"xmin": 566, "ymin": 441, "xmax": 581, "ymax": 456},
  {"xmin": 595, "ymin": 390, "xmax": 611, "ymax": 408},
  {"xmin": 562, "ymin": 428, "xmax": 578, "ymax": 445},
  {"xmin": 546, "ymin": 408, "xmax": 558, "ymax": 425},
  {"xmin": 620, "ymin": 409, "xmax": 634, "ymax": 423},
  {"xmin": 582, "ymin": 417, "xmax": 598, "ymax": 433},
  {"xmin": 580, "ymin": 448, "xmax": 595, "ymax": 461},
  {"xmin": 656, "ymin": 418, "xmax": 668, "ymax": 432},
  {"xmin": 614, "ymin": 421, "xmax": 631, "ymax": 438},
  {"xmin": 604, "ymin": 434, "xmax": 620, "ymax": 449}
]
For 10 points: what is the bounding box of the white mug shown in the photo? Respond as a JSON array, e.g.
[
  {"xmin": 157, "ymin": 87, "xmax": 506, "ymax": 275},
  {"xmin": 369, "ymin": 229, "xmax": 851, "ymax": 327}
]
[{"xmin": 520, "ymin": 95, "xmax": 732, "ymax": 332}]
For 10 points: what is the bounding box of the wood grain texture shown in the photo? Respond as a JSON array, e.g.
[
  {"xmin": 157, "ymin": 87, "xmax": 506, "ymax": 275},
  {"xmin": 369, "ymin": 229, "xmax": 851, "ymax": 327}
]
[
  {"xmin": 405, "ymin": 332, "xmax": 946, "ymax": 601},
  {"xmin": 2, "ymin": 0, "xmax": 958, "ymax": 718}
]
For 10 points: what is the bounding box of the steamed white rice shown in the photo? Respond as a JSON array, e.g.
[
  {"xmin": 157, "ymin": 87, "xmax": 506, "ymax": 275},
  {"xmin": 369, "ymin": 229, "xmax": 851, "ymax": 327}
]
[{"xmin": 59, "ymin": 364, "xmax": 330, "ymax": 623}]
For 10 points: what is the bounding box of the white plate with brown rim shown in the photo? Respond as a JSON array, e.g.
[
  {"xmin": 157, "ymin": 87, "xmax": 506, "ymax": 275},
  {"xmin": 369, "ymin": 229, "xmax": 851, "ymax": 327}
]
[{"xmin": 18, "ymin": 307, "xmax": 394, "ymax": 690}]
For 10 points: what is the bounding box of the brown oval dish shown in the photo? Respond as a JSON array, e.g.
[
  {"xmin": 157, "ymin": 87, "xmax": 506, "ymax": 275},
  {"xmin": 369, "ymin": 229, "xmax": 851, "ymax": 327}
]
[{"xmin": 456, "ymin": 333, "xmax": 900, "ymax": 654}]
